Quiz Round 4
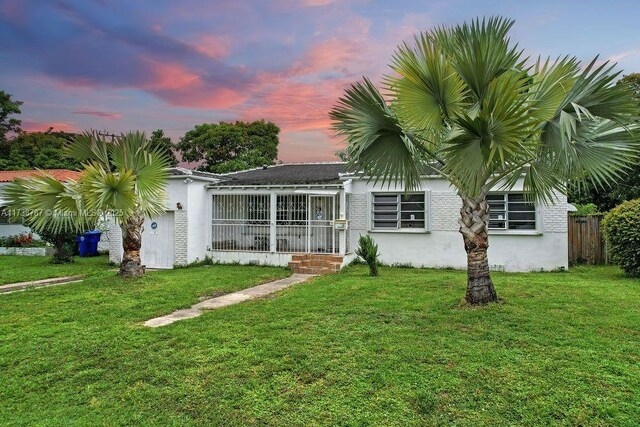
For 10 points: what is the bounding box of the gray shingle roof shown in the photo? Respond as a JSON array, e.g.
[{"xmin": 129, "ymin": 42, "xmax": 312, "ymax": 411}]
[{"xmin": 212, "ymin": 163, "xmax": 347, "ymax": 186}]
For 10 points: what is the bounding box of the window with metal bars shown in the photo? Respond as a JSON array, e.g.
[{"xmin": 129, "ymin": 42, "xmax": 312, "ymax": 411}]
[
  {"xmin": 372, "ymin": 193, "xmax": 426, "ymax": 229},
  {"xmin": 487, "ymin": 193, "xmax": 536, "ymax": 230}
]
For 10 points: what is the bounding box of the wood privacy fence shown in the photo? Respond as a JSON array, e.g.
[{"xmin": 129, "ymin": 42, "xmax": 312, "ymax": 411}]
[{"xmin": 568, "ymin": 214, "xmax": 609, "ymax": 265}]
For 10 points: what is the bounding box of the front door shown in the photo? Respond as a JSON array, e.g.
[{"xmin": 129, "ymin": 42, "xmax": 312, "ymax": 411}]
[
  {"xmin": 308, "ymin": 195, "xmax": 335, "ymax": 253},
  {"xmin": 141, "ymin": 212, "xmax": 175, "ymax": 269}
]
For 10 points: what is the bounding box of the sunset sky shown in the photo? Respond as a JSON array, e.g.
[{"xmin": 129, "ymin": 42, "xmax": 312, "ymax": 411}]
[{"xmin": 1, "ymin": 0, "xmax": 639, "ymax": 162}]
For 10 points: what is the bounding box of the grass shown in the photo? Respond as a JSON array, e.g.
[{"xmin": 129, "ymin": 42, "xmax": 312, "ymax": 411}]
[
  {"xmin": 0, "ymin": 263, "xmax": 638, "ymax": 426},
  {"xmin": 0, "ymin": 255, "xmax": 112, "ymax": 285}
]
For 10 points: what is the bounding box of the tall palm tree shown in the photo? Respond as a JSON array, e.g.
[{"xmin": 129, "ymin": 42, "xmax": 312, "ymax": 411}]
[
  {"xmin": 3, "ymin": 131, "xmax": 170, "ymax": 277},
  {"xmin": 330, "ymin": 17, "xmax": 640, "ymax": 304}
]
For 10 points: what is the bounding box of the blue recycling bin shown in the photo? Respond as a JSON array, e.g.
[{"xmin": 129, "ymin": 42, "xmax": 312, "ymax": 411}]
[
  {"xmin": 77, "ymin": 234, "xmax": 88, "ymax": 257},
  {"xmin": 77, "ymin": 230, "xmax": 102, "ymax": 257},
  {"xmin": 85, "ymin": 230, "xmax": 102, "ymax": 256}
]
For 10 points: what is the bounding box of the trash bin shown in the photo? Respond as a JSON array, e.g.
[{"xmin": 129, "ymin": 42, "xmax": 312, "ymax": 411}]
[
  {"xmin": 85, "ymin": 230, "xmax": 102, "ymax": 256},
  {"xmin": 77, "ymin": 234, "xmax": 88, "ymax": 257},
  {"xmin": 77, "ymin": 230, "xmax": 102, "ymax": 257}
]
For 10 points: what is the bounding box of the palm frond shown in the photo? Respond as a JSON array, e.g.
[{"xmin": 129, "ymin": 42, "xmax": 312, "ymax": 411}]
[
  {"xmin": 81, "ymin": 162, "xmax": 137, "ymax": 222},
  {"xmin": 64, "ymin": 130, "xmax": 111, "ymax": 168},
  {"xmin": 432, "ymin": 16, "xmax": 526, "ymax": 103},
  {"xmin": 330, "ymin": 78, "xmax": 430, "ymax": 190},
  {"xmin": 387, "ymin": 32, "xmax": 467, "ymax": 133},
  {"xmin": 2, "ymin": 174, "xmax": 92, "ymax": 234}
]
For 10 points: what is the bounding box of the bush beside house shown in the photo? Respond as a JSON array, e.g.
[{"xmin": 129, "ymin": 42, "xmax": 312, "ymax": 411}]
[{"xmin": 603, "ymin": 199, "xmax": 640, "ymax": 276}]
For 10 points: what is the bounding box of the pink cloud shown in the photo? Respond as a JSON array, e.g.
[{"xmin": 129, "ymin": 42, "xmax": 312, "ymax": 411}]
[
  {"xmin": 72, "ymin": 109, "xmax": 123, "ymax": 120},
  {"xmin": 139, "ymin": 59, "xmax": 247, "ymax": 109},
  {"xmin": 191, "ymin": 34, "xmax": 231, "ymax": 59},
  {"xmin": 301, "ymin": 0, "xmax": 339, "ymax": 7},
  {"xmin": 143, "ymin": 59, "xmax": 200, "ymax": 90}
]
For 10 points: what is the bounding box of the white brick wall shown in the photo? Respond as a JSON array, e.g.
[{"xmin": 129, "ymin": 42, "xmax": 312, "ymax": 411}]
[
  {"xmin": 108, "ymin": 221, "xmax": 122, "ymax": 264},
  {"xmin": 541, "ymin": 192, "xmax": 568, "ymax": 233},
  {"xmin": 348, "ymin": 193, "xmax": 368, "ymax": 232},
  {"xmin": 174, "ymin": 210, "xmax": 188, "ymax": 266},
  {"xmin": 431, "ymin": 191, "xmax": 461, "ymax": 231}
]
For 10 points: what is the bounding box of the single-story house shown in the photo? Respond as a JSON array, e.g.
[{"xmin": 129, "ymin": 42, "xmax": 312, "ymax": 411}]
[
  {"xmin": 0, "ymin": 169, "xmax": 83, "ymax": 238},
  {"xmin": 109, "ymin": 163, "xmax": 569, "ymax": 272}
]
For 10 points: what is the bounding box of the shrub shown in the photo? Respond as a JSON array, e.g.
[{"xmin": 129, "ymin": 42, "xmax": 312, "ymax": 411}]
[
  {"xmin": 355, "ymin": 235, "xmax": 380, "ymax": 277},
  {"xmin": 36, "ymin": 228, "xmax": 77, "ymax": 264},
  {"xmin": 602, "ymin": 199, "xmax": 640, "ymax": 277},
  {"xmin": 0, "ymin": 233, "xmax": 48, "ymax": 248},
  {"xmin": 571, "ymin": 203, "xmax": 599, "ymax": 216}
]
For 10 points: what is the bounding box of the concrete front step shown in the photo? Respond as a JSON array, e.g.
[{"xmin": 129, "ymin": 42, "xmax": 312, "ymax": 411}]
[
  {"xmin": 291, "ymin": 254, "xmax": 343, "ymax": 262},
  {"xmin": 288, "ymin": 253, "xmax": 343, "ymax": 274}
]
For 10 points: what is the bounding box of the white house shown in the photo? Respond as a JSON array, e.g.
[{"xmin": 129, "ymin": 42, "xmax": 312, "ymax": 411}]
[{"xmin": 109, "ymin": 163, "xmax": 569, "ymax": 272}]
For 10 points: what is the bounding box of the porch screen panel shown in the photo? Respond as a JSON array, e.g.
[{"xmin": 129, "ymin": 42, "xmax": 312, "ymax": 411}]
[
  {"xmin": 275, "ymin": 194, "xmax": 308, "ymax": 253},
  {"xmin": 211, "ymin": 194, "xmax": 271, "ymax": 251}
]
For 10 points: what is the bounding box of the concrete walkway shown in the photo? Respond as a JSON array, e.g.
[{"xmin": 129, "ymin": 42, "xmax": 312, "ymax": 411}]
[
  {"xmin": 0, "ymin": 275, "xmax": 85, "ymax": 294},
  {"xmin": 143, "ymin": 273, "xmax": 315, "ymax": 328}
]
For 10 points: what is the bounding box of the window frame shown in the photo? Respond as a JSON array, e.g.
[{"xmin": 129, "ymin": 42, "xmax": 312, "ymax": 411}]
[
  {"xmin": 487, "ymin": 193, "xmax": 537, "ymax": 232},
  {"xmin": 370, "ymin": 191, "xmax": 430, "ymax": 232}
]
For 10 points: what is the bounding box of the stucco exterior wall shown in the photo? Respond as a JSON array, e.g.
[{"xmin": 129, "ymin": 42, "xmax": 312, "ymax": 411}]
[
  {"xmin": 346, "ymin": 178, "xmax": 568, "ymax": 272},
  {"xmin": 186, "ymin": 181, "xmax": 210, "ymax": 263}
]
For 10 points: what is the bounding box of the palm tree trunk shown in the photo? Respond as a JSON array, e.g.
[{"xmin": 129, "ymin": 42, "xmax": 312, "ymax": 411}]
[
  {"xmin": 458, "ymin": 195, "xmax": 497, "ymax": 305},
  {"xmin": 119, "ymin": 212, "xmax": 145, "ymax": 277}
]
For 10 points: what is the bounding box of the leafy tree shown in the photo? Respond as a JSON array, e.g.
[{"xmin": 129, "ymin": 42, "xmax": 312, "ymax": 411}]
[
  {"xmin": 0, "ymin": 90, "xmax": 22, "ymax": 141},
  {"xmin": 0, "ymin": 130, "xmax": 81, "ymax": 170},
  {"xmin": 149, "ymin": 129, "xmax": 178, "ymax": 167},
  {"xmin": 4, "ymin": 131, "xmax": 171, "ymax": 277},
  {"xmin": 619, "ymin": 73, "xmax": 640, "ymax": 97},
  {"xmin": 330, "ymin": 17, "xmax": 640, "ymax": 305},
  {"xmin": 177, "ymin": 120, "xmax": 280, "ymax": 173},
  {"xmin": 568, "ymin": 73, "xmax": 640, "ymax": 211}
]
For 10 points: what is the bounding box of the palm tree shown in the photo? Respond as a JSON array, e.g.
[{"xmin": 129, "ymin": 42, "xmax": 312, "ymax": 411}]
[
  {"xmin": 330, "ymin": 17, "xmax": 640, "ymax": 304},
  {"xmin": 3, "ymin": 131, "xmax": 170, "ymax": 277}
]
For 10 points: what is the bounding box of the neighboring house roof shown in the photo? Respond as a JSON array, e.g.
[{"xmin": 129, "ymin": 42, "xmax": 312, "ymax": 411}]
[
  {"xmin": 0, "ymin": 169, "xmax": 82, "ymax": 183},
  {"xmin": 167, "ymin": 167, "xmax": 223, "ymax": 181},
  {"xmin": 212, "ymin": 163, "xmax": 348, "ymax": 186}
]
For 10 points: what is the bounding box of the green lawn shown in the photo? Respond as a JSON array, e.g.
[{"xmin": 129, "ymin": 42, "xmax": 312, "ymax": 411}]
[
  {"xmin": 0, "ymin": 255, "xmax": 112, "ymax": 285},
  {"xmin": 0, "ymin": 263, "xmax": 638, "ymax": 426}
]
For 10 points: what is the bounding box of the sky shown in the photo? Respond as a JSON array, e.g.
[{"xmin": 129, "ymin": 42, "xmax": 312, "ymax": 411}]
[{"xmin": 1, "ymin": 0, "xmax": 639, "ymax": 163}]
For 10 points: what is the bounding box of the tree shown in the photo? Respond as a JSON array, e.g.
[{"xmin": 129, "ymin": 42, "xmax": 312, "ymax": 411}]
[
  {"xmin": 330, "ymin": 17, "xmax": 640, "ymax": 305},
  {"xmin": 0, "ymin": 90, "xmax": 22, "ymax": 141},
  {"xmin": 3, "ymin": 131, "xmax": 171, "ymax": 277},
  {"xmin": 149, "ymin": 129, "xmax": 178, "ymax": 167},
  {"xmin": 568, "ymin": 73, "xmax": 640, "ymax": 211},
  {"xmin": 177, "ymin": 120, "xmax": 280, "ymax": 173},
  {"xmin": 0, "ymin": 130, "xmax": 81, "ymax": 170}
]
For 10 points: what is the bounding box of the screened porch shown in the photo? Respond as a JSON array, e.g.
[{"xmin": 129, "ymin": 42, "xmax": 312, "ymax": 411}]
[{"xmin": 211, "ymin": 193, "xmax": 340, "ymax": 254}]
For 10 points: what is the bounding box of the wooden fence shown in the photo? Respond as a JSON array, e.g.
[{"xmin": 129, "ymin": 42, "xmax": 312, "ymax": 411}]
[{"xmin": 568, "ymin": 214, "xmax": 609, "ymax": 265}]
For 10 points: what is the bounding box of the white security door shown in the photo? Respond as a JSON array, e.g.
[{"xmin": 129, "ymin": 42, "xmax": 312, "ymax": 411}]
[
  {"xmin": 308, "ymin": 195, "xmax": 335, "ymax": 253},
  {"xmin": 141, "ymin": 212, "xmax": 175, "ymax": 269}
]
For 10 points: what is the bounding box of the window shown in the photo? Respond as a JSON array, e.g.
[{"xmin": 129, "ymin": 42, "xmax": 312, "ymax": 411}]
[
  {"xmin": 487, "ymin": 193, "xmax": 536, "ymax": 230},
  {"xmin": 0, "ymin": 207, "xmax": 10, "ymax": 225},
  {"xmin": 372, "ymin": 193, "xmax": 425, "ymax": 230}
]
